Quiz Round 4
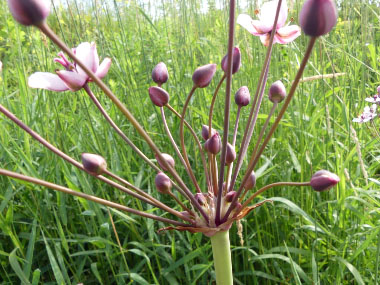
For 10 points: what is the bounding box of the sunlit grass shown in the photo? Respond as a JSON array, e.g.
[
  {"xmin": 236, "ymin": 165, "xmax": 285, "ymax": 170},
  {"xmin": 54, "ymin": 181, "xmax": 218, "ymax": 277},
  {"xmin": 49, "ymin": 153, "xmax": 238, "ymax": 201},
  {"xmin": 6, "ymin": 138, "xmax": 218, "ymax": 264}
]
[{"xmin": 0, "ymin": 0, "xmax": 379, "ymax": 283}]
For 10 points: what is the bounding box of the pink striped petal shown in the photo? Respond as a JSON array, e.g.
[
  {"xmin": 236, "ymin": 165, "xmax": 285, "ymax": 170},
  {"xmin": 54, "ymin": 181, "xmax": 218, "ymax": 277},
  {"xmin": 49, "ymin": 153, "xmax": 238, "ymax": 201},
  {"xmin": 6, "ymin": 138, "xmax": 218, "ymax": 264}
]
[
  {"xmin": 95, "ymin": 58, "xmax": 111, "ymax": 79},
  {"xmin": 75, "ymin": 42, "xmax": 96, "ymax": 77},
  {"xmin": 237, "ymin": 14, "xmax": 263, "ymax": 36},
  {"xmin": 56, "ymin": 70, "xmax": 87, "ymax": 91},
  {"xmin": 276, "ymin": 25, "xmax": 302, "ymax": 44},
  {"xmin": 28, "ymin": 72, "xmax": 69, "ymax": 92}
]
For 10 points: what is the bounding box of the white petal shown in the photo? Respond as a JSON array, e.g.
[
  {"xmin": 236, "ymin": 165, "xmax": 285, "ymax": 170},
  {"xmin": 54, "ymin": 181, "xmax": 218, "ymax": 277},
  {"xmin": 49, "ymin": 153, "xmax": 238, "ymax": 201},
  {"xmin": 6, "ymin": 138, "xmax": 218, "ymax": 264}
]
[
  {"xmin": 56, "ymin": 71, "xmax": 87, "ymax": 91},
  {"xmin": 237, "ymin": 14, "xmax": 262, "ymax": 35},
  {"xmin": 75, "ymin": 42, "xmax": 97, "ymax": 77},
  {"xmin": 260, "ymin": 0, "xmax": 288, "ymax": 31},
  {"xmin": 28, "ymin": 72, "xmax": 69, "ymax": 92},
  {"xmin": 95, "ymin": 58, "xmax": 112, "ymax": 79}
]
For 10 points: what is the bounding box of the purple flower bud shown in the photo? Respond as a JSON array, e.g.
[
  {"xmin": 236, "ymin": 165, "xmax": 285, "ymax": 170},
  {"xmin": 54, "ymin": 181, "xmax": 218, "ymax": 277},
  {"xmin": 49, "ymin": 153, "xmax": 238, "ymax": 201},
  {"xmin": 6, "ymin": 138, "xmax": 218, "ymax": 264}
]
[
  {"xmin": 81, "ymin": 153, "xmax": 107, "ymax": 175},
  {"xmin": 225, "ymin": 191, "xmax": 237, "ymax": 203},
  {"xmin": 244, "ymin": 171, "xmax": 256, "ymax": 190},
  {"xmin": 310, "ymin": 170, "xmax": 339, "ymax": 192},
  {"xmin": 148, "ymin": 86, "xmax": 169, "ymax": 107},
  {"xmin": 192, "ymin": 64, "xmax": 217, "ymax": 88},
  {"xmin": 152, "ymin": 62, "xmax": 169, "ymax": 85},
  {"xmin": 155, "ymin": 172, "xmax": 172, "ymax": 194},
  {"xmin": 204, "ymin": 133, "xmax": 221, "ymax": 154},
  {"xmin": 155, "ymin": 153, "xmax": 175, "ymax": 171},
  {"xmin": 221, "ymin": 47, "xmax": 241, "ymax": 75},
  {"xmin": 7, "ymin": 0, "xmax": 50, "ymax": 26},
  {"xmin": 194, "ymin": 193, "xmax": 207, "ymax": 206},
  {"xmin": 299, "ymin": 0, "xmax": 338, "ymax": 37},
  {"xmin": 377, "ymin": 86, "xmax": 380, "ymax": 95},
  {"xmin": 225, "ymin": 143, "xmax": 236, "ymax": 165},
  {"xmin": 201, "ymin": 125, "xmax": 216, "ymax": 140},
  {"xmin": 269, "ymin": 81, "xmax": 286, "ymax": 103},
  {"xmin": 234, "ymin": 86, "xmax": 250, "ymax": 107}
]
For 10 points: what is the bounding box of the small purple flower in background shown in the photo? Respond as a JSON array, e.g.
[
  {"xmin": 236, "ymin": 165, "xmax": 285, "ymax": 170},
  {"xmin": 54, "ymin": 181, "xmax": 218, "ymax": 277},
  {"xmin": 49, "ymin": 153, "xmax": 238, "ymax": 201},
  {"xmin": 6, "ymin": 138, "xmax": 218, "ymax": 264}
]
[
  {"xmin": 237, "ymin": 0, "xmax": 301, "ymax": 46},
  {"xmin": 365, "ymin": 86, "xmax": 380, "ymax": 104},
  {"xmin": 352, "ymin": 104, "xmax": 377, "ymax": 123},
  {"xmin": 28, "ymin": 42, "xmax": 111, "ymax": 92}
]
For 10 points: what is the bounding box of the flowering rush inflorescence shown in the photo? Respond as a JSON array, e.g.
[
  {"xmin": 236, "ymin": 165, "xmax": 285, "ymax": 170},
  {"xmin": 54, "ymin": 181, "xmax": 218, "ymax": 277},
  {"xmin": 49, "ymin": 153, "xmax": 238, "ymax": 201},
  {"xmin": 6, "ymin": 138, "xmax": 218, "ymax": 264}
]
[{"xmin": 2, "ymin": 0, "xmax": 339, "ymax": 283}]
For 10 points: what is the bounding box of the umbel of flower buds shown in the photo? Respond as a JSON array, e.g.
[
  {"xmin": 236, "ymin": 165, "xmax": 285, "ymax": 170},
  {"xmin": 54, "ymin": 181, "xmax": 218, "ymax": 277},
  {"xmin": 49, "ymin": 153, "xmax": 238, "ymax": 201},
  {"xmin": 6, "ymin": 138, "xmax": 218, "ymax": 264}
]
[
  {"xmin": 269, "ymin": 81, "xmax": 286, "ymax": 103},
  {"xmin": 244, "ymin": 171, "xmax": 256, "ymax": 190},
  {"xmin": 299, "ymin": 0, "xmax": 338, "ymax": 37},
  {"xmin": 235, "ymin": 86, "xmax": 250, "ymax": 107},
  {"xmin": 192, "ymin": 64, "xmax": 217, "ymax": 88},
  {"xmin": 148, "ymin": 86, "xmax": 169, "ymax": 107},
  {"xmin": 155, "ymin": 172, "xmax": 172, "ymax": 194},
  {"xmin": 310, "ymin": 170, "xmax": 339, "ymax": 191},
  {"xmin": 201, "ymin": 125, "xmax": 216, "ymax": 140},
  {"xmin": 7, "ymin": 0, "xmax": 51, "ymax": 26},
  {"xmin": 81, "ymin": 153, "xmax": 107, "ymax": 175},
  {"xmin": 155, "ymin": 153, "xmax": 175, "ymax": 171},
  {"xmin": 205, "ymin": 133, "xmax": 221, "ymax": 154},
  {"xmin": 152, "ymin": 62, "xmax": 169, "ymax": 85},
  {"xmin": 221, "ymin": 47, "xmax": 241, "ymax": 75}
]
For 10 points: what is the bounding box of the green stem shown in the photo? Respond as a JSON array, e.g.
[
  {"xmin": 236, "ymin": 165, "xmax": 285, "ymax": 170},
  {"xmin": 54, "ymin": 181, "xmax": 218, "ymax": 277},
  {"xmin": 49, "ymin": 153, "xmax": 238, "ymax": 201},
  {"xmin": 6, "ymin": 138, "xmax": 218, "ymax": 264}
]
[{"xmin": 210, "ymin": 230, "xmax": 233, "ymax": 285}]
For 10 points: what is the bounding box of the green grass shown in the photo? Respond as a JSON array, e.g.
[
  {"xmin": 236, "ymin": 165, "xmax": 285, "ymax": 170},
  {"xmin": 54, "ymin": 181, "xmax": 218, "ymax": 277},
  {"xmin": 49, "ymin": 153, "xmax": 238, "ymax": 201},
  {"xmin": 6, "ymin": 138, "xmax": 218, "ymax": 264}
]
[{"xmin": 0, "ymin": 0, "xmax": 380, "ymax": 284}]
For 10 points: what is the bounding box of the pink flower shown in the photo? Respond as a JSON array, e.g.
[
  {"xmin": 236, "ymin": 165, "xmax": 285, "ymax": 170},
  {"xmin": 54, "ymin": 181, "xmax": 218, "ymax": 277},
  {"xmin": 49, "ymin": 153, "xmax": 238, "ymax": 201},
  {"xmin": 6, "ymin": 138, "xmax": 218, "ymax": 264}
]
[
  {"xmin": 237, "ymin": 0, "xmax": 301, "ymax": 46},
  {"xmin": 28, "ymin": 42, "xmax": 111, "ymax": 92},
  {"xmin": 352, "ymin": 104, "xmax": 377, "ymax": 123}
]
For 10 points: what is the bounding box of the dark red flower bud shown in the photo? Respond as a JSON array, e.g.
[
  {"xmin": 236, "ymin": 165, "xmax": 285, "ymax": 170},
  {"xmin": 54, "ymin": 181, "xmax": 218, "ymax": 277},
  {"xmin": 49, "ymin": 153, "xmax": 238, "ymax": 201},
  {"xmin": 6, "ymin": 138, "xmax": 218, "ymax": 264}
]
[
  {"xmin": 225, "ymin": 191, "xmax": 237, "ymax": 203},
  {"xmin": 225, "ymin": 143, "xmax": 236, "ymax": 165},
  {"xmin": 7, "ymin": 0, "xmax": 50, "ymax": 26},
  {"xmin": 235, "ymin": 86, "xmax": 250, "ymax": 107},
  {"xmin": 155, "ymin": 172, "xmax": 172, "ymax": 194},
  {"xmin": 192, "ymin": 64, "xmax": 217, "ymax": 88},
  {"xmin": 299, "ymin": 0, "xmax": 338, "ymax": 37},
  {"xmin": 221, "ymin": 47, "xmax": 241, "ymax": 75},
  {"xmin": 152, "ymin": 62, "xmax": 169, "ymax": 85},
  {"xmin": 148, "ymin": 86, "xmax": 169, "ymax": 107},
  {"xmin": 81, "ymin": 153, "xmax": 107, "ymax": 175},
  {"xmin": 244, "ymin": 171, "xmax": 256, "ymax": 190},
  {"xmin": 268, "ymin": 81, "xmax": 286, "ymax": 103},
  {"xmin": 204, "ymin": 133, "xmax": 221, "ymax": 154},
  {"xmin": 155, "ymin": 153, "xmax": 175, "ymax": 171},
  {"xmin": 194, "ymin": 193, "xmax": 207, "ymax": 206},
  {"xmin": 310, "ymin": 170, "xmax": 339, "ymax": 192},
  {"xmin": 201, "ymin": 125, "xmax": 216, "ymax": 140}
]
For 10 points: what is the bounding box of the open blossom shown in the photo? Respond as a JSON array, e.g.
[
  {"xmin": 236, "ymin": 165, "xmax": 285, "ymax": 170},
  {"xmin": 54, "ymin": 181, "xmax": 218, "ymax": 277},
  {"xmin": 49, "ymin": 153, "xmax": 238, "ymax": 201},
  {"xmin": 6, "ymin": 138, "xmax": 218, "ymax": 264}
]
[
  {"xmin": 365, "ymin": 87, "xmax": 380, "ymax": 104},
  {"xmin": 28, "ymin": 42, "xmax": 111, "ymax": 92},
  {"xmin": 352, "ymin": 104, "xmax": 377, "ymax": 123},
  {"xmin": 237, "ymin": 0, "xmax": 301, "ymax": 46}
]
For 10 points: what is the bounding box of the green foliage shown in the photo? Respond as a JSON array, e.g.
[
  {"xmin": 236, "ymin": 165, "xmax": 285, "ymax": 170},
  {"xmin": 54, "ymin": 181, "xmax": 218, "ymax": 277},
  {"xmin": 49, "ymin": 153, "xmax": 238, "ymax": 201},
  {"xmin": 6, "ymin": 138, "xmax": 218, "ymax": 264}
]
[{"xmin": 0, "ymin": 0, "xmax": 379, "ymax": 283}]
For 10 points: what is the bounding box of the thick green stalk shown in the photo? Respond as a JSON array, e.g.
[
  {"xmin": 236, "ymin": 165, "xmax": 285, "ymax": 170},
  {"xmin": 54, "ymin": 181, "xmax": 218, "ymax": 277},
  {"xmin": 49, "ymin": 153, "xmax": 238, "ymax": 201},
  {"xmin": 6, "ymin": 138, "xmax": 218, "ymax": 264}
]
[{"xmin": 210, "ymin": 230, "xmax": 233, "ymax": 285}]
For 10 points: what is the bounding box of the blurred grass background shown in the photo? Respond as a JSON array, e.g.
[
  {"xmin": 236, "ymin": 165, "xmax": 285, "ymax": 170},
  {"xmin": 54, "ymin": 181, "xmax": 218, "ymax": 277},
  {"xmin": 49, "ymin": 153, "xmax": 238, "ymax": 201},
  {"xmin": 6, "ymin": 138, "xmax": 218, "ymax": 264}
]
[{"xmin": 0, "ymin": 0, "xmax": 380, "ymax": 283}]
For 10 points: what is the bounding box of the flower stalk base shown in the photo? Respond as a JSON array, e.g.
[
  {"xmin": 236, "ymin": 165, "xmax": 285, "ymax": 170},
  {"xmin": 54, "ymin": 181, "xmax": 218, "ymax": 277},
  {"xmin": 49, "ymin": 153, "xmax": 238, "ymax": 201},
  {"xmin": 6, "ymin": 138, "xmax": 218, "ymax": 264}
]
[{"xmin": 210, "ymin": 230, "xmax": 233, "ymax": 285}]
